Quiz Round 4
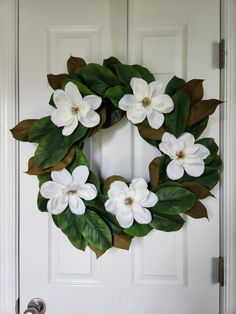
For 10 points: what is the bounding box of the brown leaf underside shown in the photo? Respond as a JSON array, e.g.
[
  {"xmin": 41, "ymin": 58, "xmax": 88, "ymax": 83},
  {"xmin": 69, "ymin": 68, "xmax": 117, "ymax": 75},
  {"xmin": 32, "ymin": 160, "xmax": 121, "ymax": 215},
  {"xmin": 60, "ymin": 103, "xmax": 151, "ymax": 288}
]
[
  {"xmin": 47, "ymin": 74, "xmax": 69, "ymax": 90},
  {"xmin": 113, "ymin": 232, "xmax": 133, "ymax": 250},
  {"xmin": 67, "ymin": 56, "xmax": 87, "ymax": 74},
  {"xmin": 91, "ymin": 105, "xmax": 107, "ymax": 136},
  {"xmin": 183, "ymin": 79, "xmax": 204, "ymax": 103},
  {"xmin": 149, "ymin": 156, "xmax": 162, "ymax": 187},
  {"xmin": 186, "ymin": 200, "xmax": 208, "ymax": 219},
  {"xmin": 10, "ymin": 119, "xmax": 37, "ymax": 142},
  {"xmin": 137, "ymin": 120, "xmax": 166, "ymax": 140},
  {"xmin": 26, "ymin": 146, "xmax": 76, "ymax": 175},
  {"xmin": 103, "ymin": 175, "xmax": 129, "ymax": 192},
  {"xmin": 181, "ymin": 182, "xmax": 214, "ymax": 199}
]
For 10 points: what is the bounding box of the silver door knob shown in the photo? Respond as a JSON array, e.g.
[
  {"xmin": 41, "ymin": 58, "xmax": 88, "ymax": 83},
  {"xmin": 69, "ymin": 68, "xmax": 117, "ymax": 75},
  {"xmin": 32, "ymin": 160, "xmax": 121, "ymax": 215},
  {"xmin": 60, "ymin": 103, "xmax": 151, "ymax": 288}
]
[{"xmin": 23, "ymin": 298, "xmax": 46, "ymax": 314}]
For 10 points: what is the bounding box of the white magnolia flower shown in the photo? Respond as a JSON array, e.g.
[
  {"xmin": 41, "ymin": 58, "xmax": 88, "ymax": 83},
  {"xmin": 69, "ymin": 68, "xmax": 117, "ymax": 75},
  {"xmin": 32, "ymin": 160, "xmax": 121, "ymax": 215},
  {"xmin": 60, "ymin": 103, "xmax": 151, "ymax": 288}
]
[
  {"xmin": 159, "ymin": 132, "xmax": 210, "ymax": 180},
  {"xmin": 118, "ymin": 77, "xmax": 174, "ymax": 129},
  {"xmin": 40, "ymin": 165, "xmax": 97, "ymax": 215},
  {"xmin": 105, "ymin": 178, "xmax": 158, "ymax": 228},
  {"xmin": 51, "ymin": 82, "xmax": 102, "ymax": 136}
]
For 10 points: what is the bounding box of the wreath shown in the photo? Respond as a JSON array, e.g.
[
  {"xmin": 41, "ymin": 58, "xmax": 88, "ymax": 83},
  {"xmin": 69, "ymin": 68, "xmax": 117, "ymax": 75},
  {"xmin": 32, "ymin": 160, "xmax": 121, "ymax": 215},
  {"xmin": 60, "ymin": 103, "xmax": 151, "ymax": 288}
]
[{"xmin": 11, "ymin": 56, "xmax": 222, "ymax": 257}]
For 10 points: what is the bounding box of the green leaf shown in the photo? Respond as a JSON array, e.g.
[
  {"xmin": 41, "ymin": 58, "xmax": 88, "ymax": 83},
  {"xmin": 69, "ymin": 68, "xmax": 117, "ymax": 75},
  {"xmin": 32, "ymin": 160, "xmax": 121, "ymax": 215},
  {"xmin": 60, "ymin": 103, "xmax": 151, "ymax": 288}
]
[
  {"xmin": 68, "ymin": 147, "xmax": 89, "ymax": 172},
  {"xmin": 104, "ymin": 86, "xmax": 130, "ymax": 107},
  {"xmin": 61, "ymin": 78, "xmax": 93, "ymax": 96},
  {"xmin": 151, "ymin": 186, "xmax": 196, "ymax": 215},
  {"xmin": 103, "ymin": 56, "xmax": 121, "ymax": 73},
  {"xmin": 164, "ymin": 90, "xmax": 190, "ymax": 137},
  {"xmin": 178, "ymin": 162, "xmax": 220, "ymax": 190},
  {"xmin": 124, "ymin": 222, "xmax": 152, "ymax": 237},
  {"xmin": 82, "ymin": 210, "xmax": 112, "ymax": 251},
  {"xmin": 88, "ymin": 172, "xmax": 101, "ymax": 193},
  {"xmin": 52, "ymin": 208, "xmax": 87, "ymax": 251},
  {"xmin": 82, "ymin": 63, "xmax": 121, "ymax": 95},
  {"xmin": 165, "ymin": 76, "xmax": 186, "ymax": 96},
  {"xmin": 37, "ymin": 192, "xmax": 48, "ymax": 212},
  {"xmin": 150, "ymin": 213, "xmax": 185, "ymax": 232},
  {"xmin": 196, "ymin": 138, "xmax": 219, "ymax": 154},
  {"xmin": 102, "ymin": 105, "xmax": 125, "ymax": 128},
  {"xmin": 186, "ymin": 117, "xmax": 209, "ymax": 139},
  {"xmin": 114, "ymin": 64, "xmax": 141, "ymax": 87},
  {"xmin": 35, "ymin": 123, "xmax": 88, "ymax": 169},
  {"xmin": 158, "ymin": 155, "xmax": 171, "ymax": 184},
  {"xmin": 28, "ymin": 116, "xmax": 57, "ymax": 143},
  {"xmin": 131, "ymin": 64, "xmax": 155, "ymax": 83}
]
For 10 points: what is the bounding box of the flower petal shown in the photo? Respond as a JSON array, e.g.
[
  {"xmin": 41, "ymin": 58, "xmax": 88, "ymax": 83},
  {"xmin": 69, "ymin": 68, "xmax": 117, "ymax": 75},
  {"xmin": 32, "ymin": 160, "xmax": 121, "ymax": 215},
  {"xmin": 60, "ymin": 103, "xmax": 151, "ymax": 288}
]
[
  {"xmin": 77, "ymin": 183, "xmax": 97, "ymax": 200},
  {"xmin": 151, "ymin": 94, "xmax": 174, "ymax": 113},
  {"xmin": 64, "ymin": 82, "xmax": 82, "ymax": 105},
  {"xmin": 116, "ymin": 207, "xmax": 134, "ymax": 228},
  {"xmin": 105, "ymin": 199, "xmax": 119, "ymax": 214},
  {"xmin": 40, "ymin": 181, "xmax": 63, "ymax": 199},
  {"xmin": 178, "ymin": 132, "xmax": 195, "ymax": 148},
  {"xmin": 159, "ymin": 132, "xmax": 179, "ymax": 158},
  {"xmin": 140, "ymin": 191, "xmax": 158, "ymax": 208},
  {"xmin": 183, "ymin": 160, "xmax": 205, "ymax": 177},
  {"xmin": 62, "ymin": 118, "xmax": 78, "ymax": 136},
  {"xmin": 51, "ymin": 168, "xmax": 72, "ymax": 186},
  {"xmin": 147, "ymin": 109, "xmax": 164, "ymax": 129},
  {"xmin": 167, "ymin": 159, "xmax": 184, "ymax": 180},
  {"xmin": 132, "ymin": 204, "xmax": 152, "ymax": 224},
  {"xmin": 51, "ymin": 109, "xmax": 74, "ymax": 127},
  {"xmin": 130, "ymin": 78, "xmax": 149, "ymax": 101},
  {"xmin": 84, "ymin": 95, "xmax": 102, "ymax": 110},
  {"xmin": 192, "ymin": 144, "xmax": 210, "ymax": 159},
  {"xmin": 53, "ymin": 89, "xmax": 72, "ymax": 110},
  {"xmin": 47, "ymin": 194, "xmax": 68, "ymax": 215},
  {"xmin": 72, "ymin": 165, "xmax": 89, "ymax": 185},
  {"xmin": 130, "ymin": 178, "xmax": 148, "ymax": 190},
  {"xmin": 126, "ymin": 104, "xmax": 147, "ymax": 124},
  {"xmin": 109, "ymin": 181, "xmax": 128, "ymax": 194},
  {"xmin": 119, "ymin": 94, "xmax": 139, "ymax": 111},
  {"xmin": 79, "ymin": 110, "xmax": 100, "ymax": 128},
  {"xmin": 78, "ymin": 100, "xmax": 90, "ymax": 118},
  {"xmin": 68, "ymin": 194, "xmax": 85, "ymax": 215},
  {"xmin": 149, "ymin": 80, "xmax": 165, "ymax": 97}
]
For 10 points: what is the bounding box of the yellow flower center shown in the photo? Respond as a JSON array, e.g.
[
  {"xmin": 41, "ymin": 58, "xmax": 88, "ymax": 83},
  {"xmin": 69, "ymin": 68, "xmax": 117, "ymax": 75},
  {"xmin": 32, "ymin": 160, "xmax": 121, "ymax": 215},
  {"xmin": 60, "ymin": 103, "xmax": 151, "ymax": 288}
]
[
  {"xmin": 142, "ymin": 97, "xmax": 151, "ymax": 107},
  {"xmin": 125, "ymin": 197, "xmax": 134, "ymax": 206}
]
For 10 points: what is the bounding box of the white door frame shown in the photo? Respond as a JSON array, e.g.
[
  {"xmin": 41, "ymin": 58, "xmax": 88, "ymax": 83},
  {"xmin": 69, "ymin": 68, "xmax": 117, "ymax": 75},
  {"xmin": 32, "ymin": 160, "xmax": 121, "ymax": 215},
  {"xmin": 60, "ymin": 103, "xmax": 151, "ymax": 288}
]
[{"xmin": 0, "ymin": 0, "xmax": 235, "ymax": 313}]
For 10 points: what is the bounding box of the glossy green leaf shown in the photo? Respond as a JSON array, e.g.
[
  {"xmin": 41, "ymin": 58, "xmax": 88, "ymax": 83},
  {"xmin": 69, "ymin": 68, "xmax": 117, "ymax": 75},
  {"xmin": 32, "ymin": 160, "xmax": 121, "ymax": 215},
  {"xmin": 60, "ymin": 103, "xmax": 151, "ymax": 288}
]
[
  {"xmin": 37, "ymin": 192, "xmax": 48, "ymax": 212},
  {"xmin": 165, "ymin": 76, "xmax": 186, "ymax": 96},
  {"xmin": 131, "ymin": 64, "xmax": 155, "ymax": 83},
  {"xmin": 150, "ymin": 213, "xmax": 185, "ymax": 231},
  {"xmin": 114, "ymin": 64, "xmax": 141, "ymax": 87},
  {"xmin": 28, "ymin": 116, "xmax": 57, "ymax": 143},
  {"xmin": 52, "ymin": 208, "xmax": 87, "ymax": 251},
  {"xmin": 35, "ymin": 124, "xmax": 88, "ymax": 169},
  {"xmin": 82, "ymin": 63, "xmax": 121, "ymax": 95},
  {"xmin": 103, "ymin": 56, "xmax": 121, "ymax": 73},
  {"xmin": 102, "ymin": 105, "xmax": 125, "ymax": 128},
  {"xmin": 151, "ymin": 186, "xmax": 196, "ymax": 215},
  {"xmin": 164, "ymin": 90, "xmax": 190, "ymax": 137},
  {"xmin": 124, "ymin": 222, "xmax": 152, "ymax": 237},
  {"xmin": 104, "ymin": 86, "xmax": 130, "ymax": 107},
  {"xmin": 68, "ymin": 147, "xmax": 89, "ymax": 172},
  {"xmin": 82, "ymin": 210, "xmax": 112, "ymax": 251},
  {"xmin": 196, "ymin": 138, "xmax": 218, "ymax": 154}
]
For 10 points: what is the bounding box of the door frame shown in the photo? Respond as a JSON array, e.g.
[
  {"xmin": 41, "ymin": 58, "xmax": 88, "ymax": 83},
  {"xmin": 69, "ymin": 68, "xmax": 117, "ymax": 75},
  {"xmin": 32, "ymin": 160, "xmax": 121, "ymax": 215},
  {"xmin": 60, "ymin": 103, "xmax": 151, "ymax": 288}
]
[{"xmin": 0, "ymin": 0, "xmax": 235, "ymax": 313}]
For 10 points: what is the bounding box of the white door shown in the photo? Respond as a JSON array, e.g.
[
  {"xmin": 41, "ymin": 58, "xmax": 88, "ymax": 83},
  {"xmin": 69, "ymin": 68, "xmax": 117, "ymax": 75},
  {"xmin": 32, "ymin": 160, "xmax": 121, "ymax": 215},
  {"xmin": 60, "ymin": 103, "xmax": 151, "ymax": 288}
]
[{"xmin": 19, "ymin": 0, "xmax": 220, "ymax": 313}]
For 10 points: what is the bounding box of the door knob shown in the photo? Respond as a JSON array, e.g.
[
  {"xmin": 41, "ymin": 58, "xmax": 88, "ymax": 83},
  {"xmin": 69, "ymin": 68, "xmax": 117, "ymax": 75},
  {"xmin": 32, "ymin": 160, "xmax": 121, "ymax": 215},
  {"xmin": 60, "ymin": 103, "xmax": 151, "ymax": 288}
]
[{"xmin": 23, "ymin": 298, "xmax": 46, "ymax": 314}]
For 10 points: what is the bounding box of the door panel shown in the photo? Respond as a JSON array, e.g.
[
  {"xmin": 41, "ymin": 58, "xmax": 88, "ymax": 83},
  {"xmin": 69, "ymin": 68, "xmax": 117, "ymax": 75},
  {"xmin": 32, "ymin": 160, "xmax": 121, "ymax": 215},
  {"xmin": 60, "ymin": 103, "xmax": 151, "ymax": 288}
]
[{"xmin": 19, "ymin": 0, "xmax": 220, "ymax": 313}]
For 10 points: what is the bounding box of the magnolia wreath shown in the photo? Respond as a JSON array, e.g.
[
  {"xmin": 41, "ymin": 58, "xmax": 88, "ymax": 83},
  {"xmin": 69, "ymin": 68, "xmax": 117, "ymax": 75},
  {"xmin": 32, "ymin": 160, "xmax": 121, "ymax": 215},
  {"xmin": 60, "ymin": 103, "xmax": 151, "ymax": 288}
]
[{"xmin": 11, "ymin": 56, "xmax": 222, "ymax": 257}]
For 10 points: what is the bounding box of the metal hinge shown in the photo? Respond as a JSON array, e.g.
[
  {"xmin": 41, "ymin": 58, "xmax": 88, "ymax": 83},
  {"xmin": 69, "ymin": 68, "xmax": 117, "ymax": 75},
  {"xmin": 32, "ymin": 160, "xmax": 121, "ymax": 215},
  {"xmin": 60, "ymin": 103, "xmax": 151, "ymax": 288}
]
[
  {"xmin": 15, "ymin": 298, "xmax": 19, "ymax": 314},
  {"xmin": 219, "ymin": 256, "xmax": 225, "ymax": 286},
  {"xmin": 219, "ymin": 39, "xmax": 225, "ymax": 69}
]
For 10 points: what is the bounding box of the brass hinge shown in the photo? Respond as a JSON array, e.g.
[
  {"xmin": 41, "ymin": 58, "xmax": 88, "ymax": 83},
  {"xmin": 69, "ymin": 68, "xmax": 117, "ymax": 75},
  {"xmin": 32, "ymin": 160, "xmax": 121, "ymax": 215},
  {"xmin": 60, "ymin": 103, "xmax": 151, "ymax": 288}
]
[
  {"xmin": 219, "ymin": 39, "xmax": 225, "ymax": 69},
  {"xmin": 219, "ymin": 256, "xmax": 225, "ymax": 286},
  {"xmin": 15, "ymin": 298, "xmax": 19, "ymax": 314}
]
